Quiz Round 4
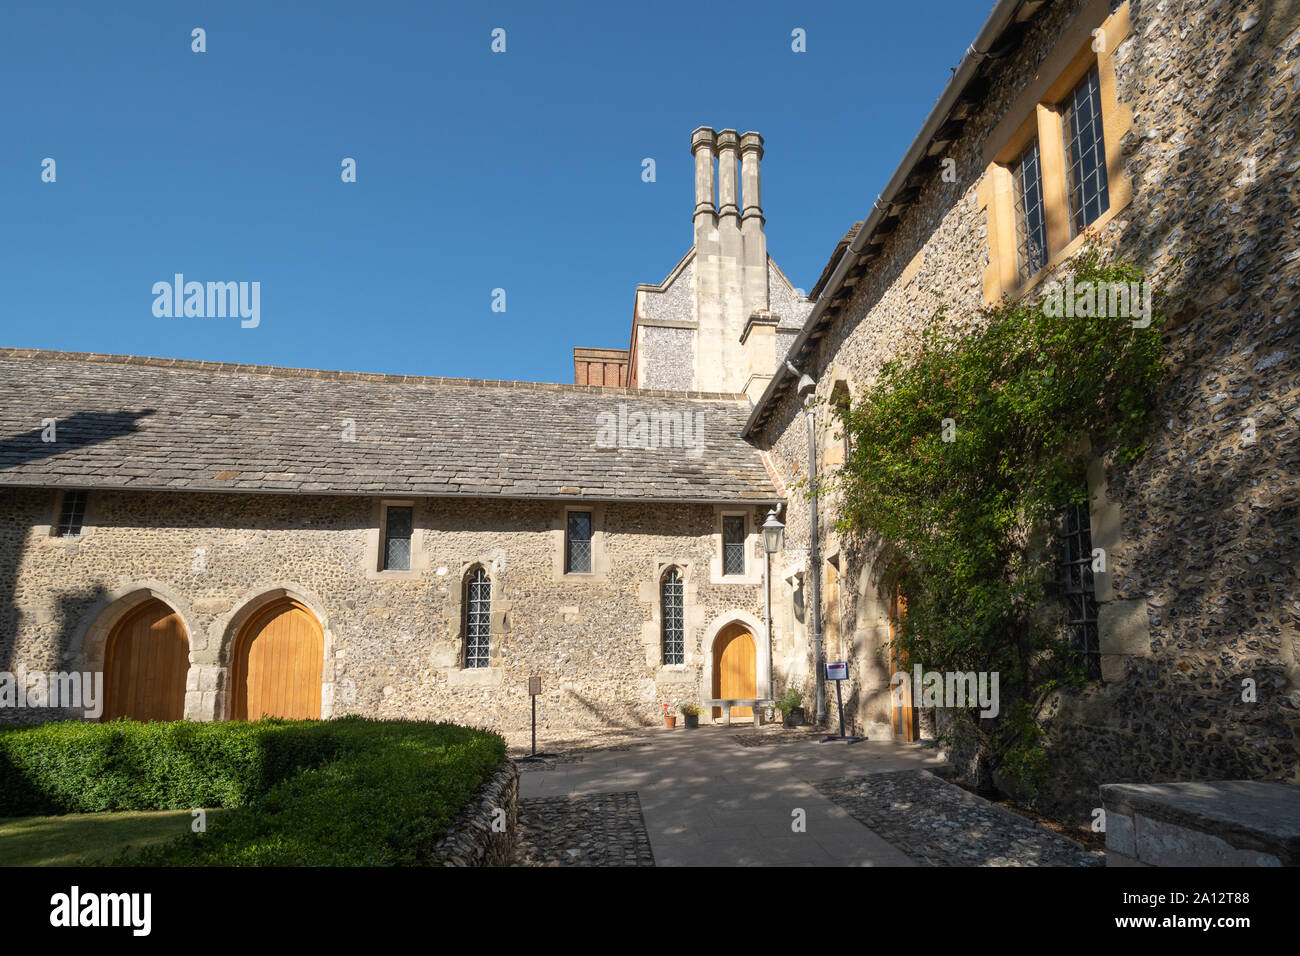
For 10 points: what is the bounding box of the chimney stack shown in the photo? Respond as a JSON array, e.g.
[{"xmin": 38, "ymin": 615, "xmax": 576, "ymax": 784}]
[
  {"xmin": 714, "ymin": 130, "xmax": 742, "ymax": 264},
  {"xmin": 740, "ymin": 131, "xmax": 768, "ymax": 314},
  {"xmin": 691, "ymin": 127, "xmax": 717, "ymax": 257}
]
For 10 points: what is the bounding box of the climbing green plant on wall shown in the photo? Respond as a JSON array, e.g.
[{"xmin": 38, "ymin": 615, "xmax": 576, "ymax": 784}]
[{"xmin": 831, "ymin": 241, "xmax": 1168, "ymax": 797}]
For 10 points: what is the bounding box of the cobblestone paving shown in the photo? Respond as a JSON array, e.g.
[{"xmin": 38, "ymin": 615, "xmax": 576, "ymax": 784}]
[
  {"xmin": 512, "ymin": 791, "xmax": 656, "ymax": 866},
  {"xmin": 815, "ymin": 770, "xmax": 1103, "ymax": 866}
]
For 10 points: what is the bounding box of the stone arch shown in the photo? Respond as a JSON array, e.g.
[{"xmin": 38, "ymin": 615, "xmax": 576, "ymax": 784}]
[
  {"xmin": 460, "ymin": 562, "xmax": 495, "ymax": 669},
  {"xmin": 701, "ymin": 610, "xmax": 769, "ymax": 722},
  {"xmin": 73, "ymin": 584, "xmax": 199, "ymax": 719},
  {"xmin": 71, "ymin": 582, "xmax": 197, "ymax": 675},
  {"xmin": 213, "ymin": 586, "xmax": 335, "ymax": 721}
]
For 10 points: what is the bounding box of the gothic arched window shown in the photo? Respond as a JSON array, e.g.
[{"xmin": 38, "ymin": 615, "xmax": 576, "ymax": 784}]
[
  {"xmin": 465, "ymin": 568, "xmax": 491, "ymax": 669},
  {"xmin": 661, "ymin": 569, "xmax": 685, "ymax": 665}
]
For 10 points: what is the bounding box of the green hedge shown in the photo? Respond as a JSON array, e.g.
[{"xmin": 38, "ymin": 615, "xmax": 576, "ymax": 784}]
[{"xmin": 0, "ymin": 717, "xmax": 506, "ymax": 866}]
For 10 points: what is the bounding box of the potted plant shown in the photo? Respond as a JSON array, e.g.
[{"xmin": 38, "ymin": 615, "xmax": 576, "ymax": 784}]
[
  {"xmin": 776, "ymin": 688, "xmax": 805, "ymax": 728},
  {"xmin": 680, "ymin": 703, "xmax": 701, "ymax": 729},
  {"xmin": 663, "ymin": 702, "xmax": 676, "ymax": 728}
]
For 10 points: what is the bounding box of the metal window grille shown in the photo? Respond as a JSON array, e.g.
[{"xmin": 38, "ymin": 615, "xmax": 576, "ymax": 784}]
[
  {"xmin": 661, "ymin": 570, "xmax": 684, "ymax": 665},
  {"xmin": 723, "ymin": 515, "xmax": 746, "ymax": 576},
  {"xmin": 55, "ymin": 490, "xmax": 87, "ymax": 538},
  {"xmin": 566, "ymin": 511, "xmax": 592, "ymax": 573},
  {"xmin": 466, "ymin": 568, "xmax": 491, "ymax": 669},
  {"xmin": 383, "ymin": 505, "xmax": 412, "ymax": 571},
  {"xmin": 1012, "ymin": 139, "xmax": 1048, "ymax": 280},
  {"xmin": 1061, "ymin": 497, "xmax": 1101, "ymax": 679},
  {"xmin": 1063, "ymin": 67, "xmax": 1110, "ymax": 235}
]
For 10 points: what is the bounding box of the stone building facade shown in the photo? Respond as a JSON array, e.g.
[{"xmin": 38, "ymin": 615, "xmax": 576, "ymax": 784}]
[
  {"xmin": 0, "ymin": 354, "xmax": 778, "ymax": 735},
  {"xmin": 744, "ymin": 0, "xmax": 1299, "ymax": 818}
]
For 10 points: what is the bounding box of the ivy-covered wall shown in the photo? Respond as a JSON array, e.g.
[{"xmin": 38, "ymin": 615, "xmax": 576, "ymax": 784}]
[{"xmin": 756, "ymin": 0, "xmax": 1299, "ymax": 820}]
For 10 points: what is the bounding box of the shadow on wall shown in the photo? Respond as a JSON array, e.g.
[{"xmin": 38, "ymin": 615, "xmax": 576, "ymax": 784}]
[
  {"xmin": 566, "ymin": 690, "xmax": 655, "ymax": 731},
  {"xmin": 0, "ymin": 581, "xmax": 112, "ymax": 725},
  {"xmin": 0, "ymin": 410, "xmax": 155, "ymax": 472}
]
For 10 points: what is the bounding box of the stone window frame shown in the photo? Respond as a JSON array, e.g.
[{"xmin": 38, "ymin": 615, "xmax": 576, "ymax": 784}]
[
  {"xmin": 552, "ymin": 502, "xmax": 609, "ymax": 583},
  {"xmin": 660, "ymin": 565, "xmax": 687, "ymax": 666},
  {"xmin": 709, "ymin": 506, "xmax": 762, "ymax": 585},
  {"xmin": 821, "ymin": 379, "xmax": 854, "ymax": 470},
  {"xmin": 1085, "ymin": 456, "xmax": 1149, "ymax": 684},
  {"xmin": 460, "ymin": 562, "xmax": 496, "ymax": 669},
  {"xmin": 443, "ymin": 556, "xmax": 511, "ymax": 685},
  {"xmin": 641, "ymin": 559, "xmax": 701, "ymax": 678},
  {"xmin": 979, "ymin": 0, "xmax": 1133, "ymax": 305},
  {"xmin": 364, "ymin": 498, "xmax": 427, "ymax": 580},
  {"xmin": 32, "ymin": 487, "xmax": 99, "ymax": 549}
]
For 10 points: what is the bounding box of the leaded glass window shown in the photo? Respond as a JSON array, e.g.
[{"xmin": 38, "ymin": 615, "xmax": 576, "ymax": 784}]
[
  {"xmin": 383, "ymin": 505, "xmax": 412, "ymax": 571},
  {"xmin": 566, "ymin": 511, "xmax": 592, "ymax": 573},
  {"xmin": 54, "ymin": 490, "xmax": 87, "ymax": 538},
  {"xmin": 723, "ymin": 515, "xmax": 745, "ymax": 576},
  {"xmin": 466, "ymin": 568, "xmax": 491, "ymax": 669},
  {"xmin": 1011, "ymin": 139, "xmax": 1047, "ymax": 280},
  {"xmin": 1063, "ymin": 67, "xmax": 1110, "ymax": 235},
  {"xmin": 1061, "ymin": 496, "xmax": 1101, "ymax": 680},
  {"xmin": 661, "ymin": 570, "xmax": 684, "ymax": 665}
]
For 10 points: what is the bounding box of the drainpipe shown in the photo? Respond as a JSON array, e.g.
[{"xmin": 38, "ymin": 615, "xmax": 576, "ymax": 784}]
[
  {"xmin": 764, "ymin": 534, "xmax": 773, "ymax": 700},
  {"xmin": 787, "ymin": 360, "xmax": 825, "ymax": 724}
]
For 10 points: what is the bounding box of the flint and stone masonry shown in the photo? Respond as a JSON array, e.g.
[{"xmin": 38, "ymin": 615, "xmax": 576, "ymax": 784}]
[{"xmin": 748, "ymin": 0, "xmax": 1299, "ymax": 818}]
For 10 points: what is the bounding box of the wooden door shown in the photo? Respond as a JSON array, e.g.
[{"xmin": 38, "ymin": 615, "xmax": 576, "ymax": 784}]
[
  {"xmin": 713, "ymin": 627, "xmax": 756, "ymax": 718},
  {"xmin": 889, "ymin": 590, "xmax": 917, "ymax": 741},
  {"xmin": 103, "ymin": 599, "xmax": 190, "ymax": 722},
  {"xmin": 231, "ymin": 599, "xmax": 322, "ymax": 720}
]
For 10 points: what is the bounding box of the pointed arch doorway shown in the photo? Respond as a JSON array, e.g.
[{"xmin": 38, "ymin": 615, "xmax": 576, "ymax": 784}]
[
  {"xmin": 103, "ymin": 598, "xmax": 190, "ymax": 722},
  {"xmin": 230, "ymin": 598, "xmax": 323, "ymax": 720},
  {"xmin": 711, "ymin": 622, "xmax": 757, "ymax": 719}
]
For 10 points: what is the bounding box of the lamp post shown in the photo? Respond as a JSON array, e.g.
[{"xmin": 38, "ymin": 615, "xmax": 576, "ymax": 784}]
[{"xmin": 761, "ymin": 508, "xmax": 785, "ymax": 700}]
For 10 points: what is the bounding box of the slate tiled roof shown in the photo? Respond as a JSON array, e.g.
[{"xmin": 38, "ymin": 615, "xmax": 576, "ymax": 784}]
[{"xmin": 0, "ymin": 349, "xmax": 777, "ymax": 503}]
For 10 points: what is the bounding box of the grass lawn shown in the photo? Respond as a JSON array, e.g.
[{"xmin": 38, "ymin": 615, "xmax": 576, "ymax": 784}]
[{"xmin": 0, "ymin": 809, "xmax": 227, "ymax": 866}]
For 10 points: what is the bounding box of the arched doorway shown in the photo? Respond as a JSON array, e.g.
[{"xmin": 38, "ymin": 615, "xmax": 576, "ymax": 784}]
[
  {"xmin": 230, "ymin": 598, "xmax": 323, "ymax": 720},
  {"xmin": 889, "ymin": 587, "xmax": 917, "ymax": 741},
  {"xmin": 103, "ymin": 598, "xmax": 190, "ymax": 722},
  {"xmin": 712, "ymin": 623, "xmax": 757, "ymax": 719}
]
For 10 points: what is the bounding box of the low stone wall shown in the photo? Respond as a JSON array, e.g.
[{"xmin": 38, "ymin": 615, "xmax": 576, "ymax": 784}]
[
  {"xmin": 430, "ymin": 760, "xmax": 520, "ymax": 866},
  {"xmin": 1101, "ymin": 781, "xmax": 1300, "ymax": 867}
]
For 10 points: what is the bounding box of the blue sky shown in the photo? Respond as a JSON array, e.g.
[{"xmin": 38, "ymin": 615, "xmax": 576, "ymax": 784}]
[{"xmin": 0, "ymin": 1, "xmax": 991, "ymax": 384}]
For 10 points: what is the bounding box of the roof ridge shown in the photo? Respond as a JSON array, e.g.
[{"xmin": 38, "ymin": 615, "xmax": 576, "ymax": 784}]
[{"xmin": 0, "ymin": 346, "xmax": 748, "ymax": 402}]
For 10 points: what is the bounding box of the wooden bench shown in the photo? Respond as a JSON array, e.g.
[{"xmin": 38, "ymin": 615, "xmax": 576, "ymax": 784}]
[{"xmin": 708, "ymin": 698, "xmax": 776, "ymax": 728}]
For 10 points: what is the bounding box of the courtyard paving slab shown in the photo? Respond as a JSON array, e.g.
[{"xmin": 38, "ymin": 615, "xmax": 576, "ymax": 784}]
[{"xmin": 516, "ymin": 726, "xmax": 944, "ymax": 866}]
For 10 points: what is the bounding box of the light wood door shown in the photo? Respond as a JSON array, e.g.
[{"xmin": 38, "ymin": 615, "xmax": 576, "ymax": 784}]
[
  {"xmin": 231, "ymin": 599, "xmax": 322, "ymax": 720},
  {"xmin": 889, "ymin": 590, "xmax": 917, "ymax": 742},
  {"xmin": 713, "ymin": 627, "xmax": 756, "ymax": 718},
  {"xmin": 104, "ymin": 599, "xmax": 190, "ymax": 722}
]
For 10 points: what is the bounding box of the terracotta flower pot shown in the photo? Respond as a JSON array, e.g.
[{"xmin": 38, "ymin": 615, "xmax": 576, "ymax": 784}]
[{"xmin": 664, "ymin": 715, "xmax": 677, "ymax": 728}]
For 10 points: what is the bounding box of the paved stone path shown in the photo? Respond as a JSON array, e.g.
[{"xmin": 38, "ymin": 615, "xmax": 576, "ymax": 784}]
[
  {"xmin": 815, "ymin": 770, "xmax": 1102, "ymax": 866},
  {"xmin": 516, "ymin": 726, "xmax": 935, "ymax": 866},
  {"xmin": 512, "ymin": 726, "xmax": 1101, "ymax": 866}
]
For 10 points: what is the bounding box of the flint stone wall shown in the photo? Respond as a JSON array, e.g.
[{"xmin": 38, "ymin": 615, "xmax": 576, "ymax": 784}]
[
  {"xmin": 0, "ymin": 487, "xmax": 767, "ymax": 734},
  {"xmin": 757, "ymin": 0, "xmax": 1300, "ymax": 819}
]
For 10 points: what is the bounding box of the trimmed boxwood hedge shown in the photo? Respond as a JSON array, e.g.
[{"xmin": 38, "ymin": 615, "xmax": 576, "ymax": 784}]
[{"xmin": 0, "ymin": 717, "xmax": 506, "ymax": 866}]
